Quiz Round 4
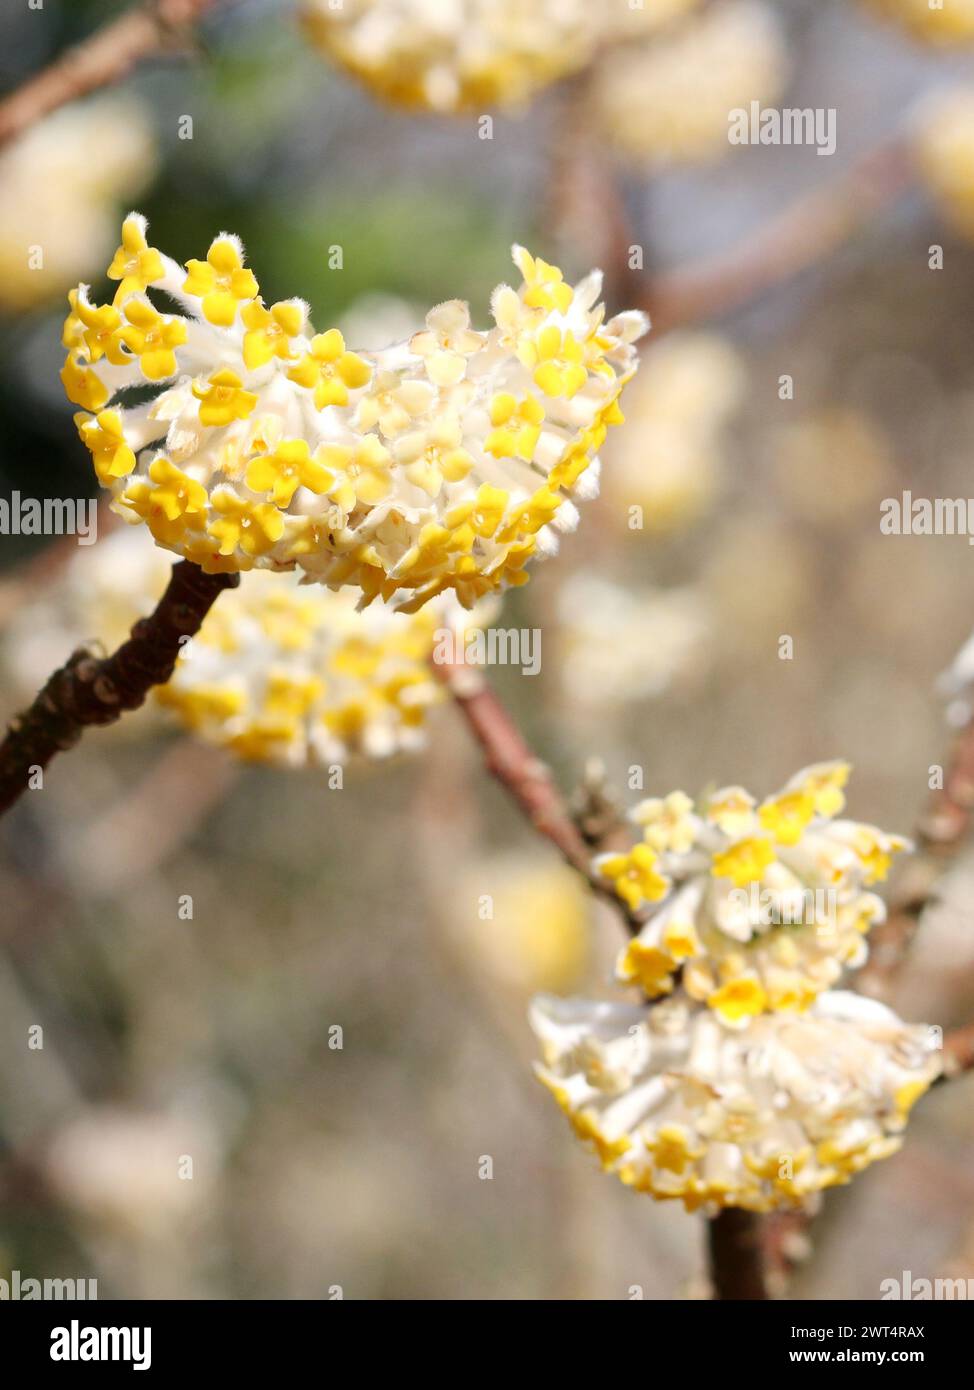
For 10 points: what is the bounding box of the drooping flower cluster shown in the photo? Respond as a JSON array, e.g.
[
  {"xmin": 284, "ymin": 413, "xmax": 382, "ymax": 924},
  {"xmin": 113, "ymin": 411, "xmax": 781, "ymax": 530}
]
[
  {"xmin": 594, "ymin": 763, "xmax": 909, "ymax": 1027},
  {"xmin": 63, "ymin": 215, "xmax": 647, "ymax": 612},
  {"xmin": 915, "ymin": 89, "xmax": 974, "ymax": 241},
  {"xmin": 0, "ymin": 97, "xmax": 156, "ymax": 312},
  {"xmin": 301, "ymin": 0, "xmax": 701, "ymax": 114},
  {"xmin": 590, "ymin": 1, "xmax": 787, "ymax": 169},
  {"xmin": 1, "ymin": 525, "xmax": 483, "ymax": 767},
  {"xmin": 530, "ymin": 990, "xmax": 940, "ymax": 1212},
  {"xmin": 861, "ymin": 0, "xmax": 974, "ymax": 44},
  {"xmin": 601, "ymin": 332, "xmax": 745, "ymax": 535}
]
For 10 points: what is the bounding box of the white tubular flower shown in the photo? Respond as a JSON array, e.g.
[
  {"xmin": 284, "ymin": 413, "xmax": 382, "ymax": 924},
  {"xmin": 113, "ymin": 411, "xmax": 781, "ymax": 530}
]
[
  {"xmin": 592, "ymin": 763, "xmax": 910, "ymax": 1026},
  {"xmin": 861, "ymin": 0, "xmax": 974, "ymax": 44},
  {"xmin": 529, "ymin": 990, "xmax": 941, "ymax": 1212},
  {"xmin": 591, "ymin": 1, "xmax": 787, "ymax": 169},
  {"xmin": 64, "ymin": 216, "xmax": 647, "ymax": 613}
]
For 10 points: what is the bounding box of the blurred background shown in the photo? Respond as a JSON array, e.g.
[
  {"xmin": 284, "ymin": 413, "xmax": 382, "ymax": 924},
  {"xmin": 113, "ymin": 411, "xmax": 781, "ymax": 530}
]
[{"xmin": 1, "ymin": 0, "xmax": 974, "ymax": 1299}]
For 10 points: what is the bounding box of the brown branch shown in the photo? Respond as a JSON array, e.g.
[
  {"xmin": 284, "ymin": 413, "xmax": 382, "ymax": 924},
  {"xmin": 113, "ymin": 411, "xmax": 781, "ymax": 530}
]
[
  {"xmin": 433, "ymin": 659, "xmax": 645, "ymax": 934},
  {"xmin": 643, "ymin": 135, "xmax": 915, "ymax": 335},
  {"xmin": 859, "ymin": 711, "xmax": 974, "ymax": 996},
  {"xmin": 940, "ymin": 1021, "xmax": 974, "ymax": 1079},
  {"xmin": 0, "ymin": 560, "xmax": 237, "ymax": 818},
  {"xmin": 708, "ymin": 1209, "xmax": 769, "ymax": 1300},
  {"xmin": 0, "ymin": 0, "xmax": 225, "ymax": 150}
]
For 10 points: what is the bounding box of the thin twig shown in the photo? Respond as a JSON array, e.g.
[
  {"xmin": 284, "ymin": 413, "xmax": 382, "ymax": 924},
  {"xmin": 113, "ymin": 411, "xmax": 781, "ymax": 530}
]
[
  {"xmin": 0, "ymin": 560, "xmax": 237, "ymax": 818},
  {"xmin": 708, "ymin": 1209, "xmax": 769, "ymax": 1301},
  {"xmin": 859, "ymin": 711, "xmax": 974, "ymax": 996},
  {"xmin": 940, "ymin": 1021, "xmax": 974, "ymax": 1079},
  {"xmin": 433, "ymin": 659, "xmax": 645, "ymax": 934},
  {"xmin": 644, "ymin": 134, "xmax": 915, "ymax": 334},
  {"xmin": 0, "ymin": 0, "xmax": 224, "ymax": 150}
]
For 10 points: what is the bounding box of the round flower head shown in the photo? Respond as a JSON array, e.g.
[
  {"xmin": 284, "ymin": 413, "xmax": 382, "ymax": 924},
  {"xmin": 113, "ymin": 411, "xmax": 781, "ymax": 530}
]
[
  {"xmin": 915, "ymin": 89, "xmax": 974, "ymax": 241},
  {"xmin": 530, "ymin": 989, "xmax": 941, "ymax": 1212},
  {"xmin": 861, "ymin": 0, "xmax": 974, "ymax": 44},
  {"xmin": 300, "ymin": 0, "xmax": 700, "ymax": 114},
  {"xmin": 63, "ymin": 215, "xmax": 647, "ymax": 613},
  {"xmin": 593, "ymin": 763, "xmax": 910, "ymax": 1026},
  {"xmin": 158, "ymin": 566, "xmax": 480, "ymax": 766},
  {"xmin": 591, "ymin": 1, "xmax": 786, "ymax": 169},
  {"xmin": 2, "ymin": 524, "xmax": 482, "ymax": 767}
]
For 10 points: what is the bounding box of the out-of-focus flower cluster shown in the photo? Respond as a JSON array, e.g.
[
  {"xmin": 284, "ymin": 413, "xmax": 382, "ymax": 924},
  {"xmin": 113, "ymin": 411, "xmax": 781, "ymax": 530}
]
[
  {"xmin": 594, "ymin": 763, "xmax": 909, "ymax": 1026},
  {"xmin": 64, "ymin": 215, "xmax": 647, "ymax": 612},
  {"xmin": 862, "ymin": 0, "xmax": 974, "ymax": 44},
  {"xmin": 601, "ymin": 332, "xmax": 744, "ymax": 536},
  {"xmin": 590, "ymin": 1, "xmax": 787, "ymax": 169},
  {"xmin": 301, "ymin": 0, "xmax": 701, "ymax": 114},
  {"xmin": 915, "ymin": 89, "xmax": 974, "ymax": 241},
  {"xmin": 556, "ymin": 574, "xmax": 709, "ymax": 709},
  {"xmin": 938, "ymin": 623, "xmax": 974, "ymax": 727},
  {"xmin": 3, "ymin": 526, "xmax": 485, "ymax": 767},
  {"xmin": 0, "ymin": 98, "xmax": 156, "ymax": 312},
  {"xmin": 530, "ymin": 990, "xmax": 940, "ymax": 1212}
]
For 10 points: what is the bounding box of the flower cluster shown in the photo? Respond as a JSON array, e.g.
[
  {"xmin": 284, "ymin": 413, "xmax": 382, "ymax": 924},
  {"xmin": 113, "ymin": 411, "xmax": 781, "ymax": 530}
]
[
  {"xmin": 590, "ymin": 1, "xmax": 786, "ymax": 169},
  {"xmin": 0, "ymin": 97, "xmax": 156, "ymax": 312},
  {"xmin": 530, "ymin": 990, "xmax": 940, "ymax": 1212},
  {"xmin": 861, "ymin": 0, "xmax": 974, "ymax": 44},
  {"xmin": 63, "ymin": 215, "xmax": 647, "ymax": 612},
  {"xmin": 301, "ymin": 0, "xmax": 701, "ymax": 114},
  {"xmin": 594, "ymin": 763, "xmax": 909, "ymax": 1027},
  {"xmin": 915, "ymin": 89, "xmax": 974, "ymax": 241},
  {"xmin": 601, "ymin": 332, "xmax": 745, "ymax": 535},
  {"xmin": 2, "ymin": 525, "xmax": 481, "ymax": 767},
  {"xmin": 157, "ymin": 567, "xmax": 471, "ymax": 766}
]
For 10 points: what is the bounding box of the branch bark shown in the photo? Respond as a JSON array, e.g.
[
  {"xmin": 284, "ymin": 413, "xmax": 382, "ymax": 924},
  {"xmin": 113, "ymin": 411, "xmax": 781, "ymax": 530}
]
[
  {"xmin": 433, "ymin": 660, "xmax": 645, "ymax": 934},
  {"xmin": 0, "ymin": 0, "xmax": 224, "ymax": 150},
  {"xmin": 0, "ymin": 560, "xmax": 237, "ymax": 817},
  {"xmin": 708, "ymin": 1209, "xmax": 769, "ymax": 1301}
]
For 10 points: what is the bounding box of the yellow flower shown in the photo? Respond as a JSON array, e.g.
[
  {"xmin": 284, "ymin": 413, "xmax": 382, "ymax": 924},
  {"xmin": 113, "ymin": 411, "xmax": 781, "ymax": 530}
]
[
  {"xmin": 288, "ymin": 328, "xmax": 372, "ymax": 409},
  {"xmin": 317, "ymin": 434, "xmax": 393, "ymax": 510},
  {"xmin": 245, "ymin": 439, "xmax": 335, "ymax": 508},
  {"xmin": 107, "ymin": 213, "xmax": 164, "ymax": 302},
  {"xmin": 76, "ymin": 410, "xmax": 136, "ymax": 485},
  {"xmin": 60, "ymin": 357, "xmax": 109, "ymax": 412},
  {"xmin": 393, "ymin": 417, "xmax": 473, "ymax": 497},
  {"xmin": 632, "ymin": 791, "xmax": 697, "ymax": 853},
  {"xmin": 522, "ymin": 325, "xmax": 587, "ymax": 398},
  {"xmin": 758, "ymin": 790, "xmax": 815, "ymax": 846},
  {"xmin": 409, "ymin": 299, "xmax": 486, "ymax": 386},
  {"xmin": 241, "ymin": 299, "xmax": 304, "ymax": 370},
  {"xmin": 75, "ymin": 297, "xmax": 130, "ymax": 366},
  {"xmin": 616, "ymin": 939, "xmax": 676, "ymax": 996},
  {"xmin": 711, "ymin": 835, "xmax": 775, "ymax": 887},
  {"xmin": 208, "ymin": 491, "xmax": 286, "ymax": 557},
  {"xmin": 121, "ymin": 300, "xmax": 187, "ymax": 380},
  {"xmin": 485, "ymin": 392, "xmax": 545, "ymax": 462},
  {"xmin": 708, "ymin": 976, "xmax": 768, "ymax": 1026},
  {"xmin": 127, "ymin": 456, "xmax": 208, "ymax": 524},
  {"xmin": 595, "ymin": 843, "xmax": 670, "ymax": 912},
  {"xmin": 182, "ymin": 235, "xmax": 259, "ymax": 326},
  {"xmin": 513, "ymin": 246, "xmax": 574, "ymax": 314},
  {"xmin": 192, "ymin": 369, "xmax": 259, "ymax": 428}
]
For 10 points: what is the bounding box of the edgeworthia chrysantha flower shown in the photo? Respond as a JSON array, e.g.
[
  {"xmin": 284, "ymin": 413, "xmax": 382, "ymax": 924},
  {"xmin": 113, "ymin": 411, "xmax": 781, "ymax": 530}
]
[
  {"xmin": 594, "ymin": 763, "xmax": 909, "ymax": 1026},
  {"xmin": 63, "ymin": 215, "xmax": 647, "ymax": 613},
  {"xmin": 2, "ymin": 525, "xmax": 486, "ymax": 768},
  {"xmin": 301, "ymin": 0, "xmax": 701, "ymax": 114},
  {"xmin": 861, "ymin": 0, "xmax": 974, "ymax": 44},
  {"xmin": 530, "ymin": 990, "xmax": 940, "ymax": 1212}
]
